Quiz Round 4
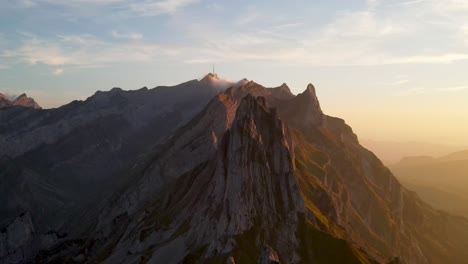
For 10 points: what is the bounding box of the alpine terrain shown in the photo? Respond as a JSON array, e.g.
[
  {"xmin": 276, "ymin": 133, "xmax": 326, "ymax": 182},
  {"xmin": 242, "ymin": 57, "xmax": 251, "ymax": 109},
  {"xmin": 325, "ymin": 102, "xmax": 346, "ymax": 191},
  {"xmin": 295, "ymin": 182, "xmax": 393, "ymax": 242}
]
[{"xmin": 1, "ymin": 74, "xmax": 468, "ymax": 264}]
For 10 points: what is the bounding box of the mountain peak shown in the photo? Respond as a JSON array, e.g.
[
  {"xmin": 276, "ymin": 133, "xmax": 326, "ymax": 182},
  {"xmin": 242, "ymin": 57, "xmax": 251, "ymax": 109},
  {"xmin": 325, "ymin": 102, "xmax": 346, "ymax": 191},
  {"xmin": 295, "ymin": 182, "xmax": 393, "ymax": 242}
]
[
  {"xmin": 15, "ymin": 93, "xmax": 27, "ymax": 100},
  {"xmin": 300, "ymin": 83, "xmax": 321, "ymax": 111},
  {"xmin": 306, "ymin": 83, "xmax": 316, "ymax": 94},
  {"xmin": 11, "ymin": 93, "xmax": 41, "ymax": 109},
  {"xmin": 280, "ymin": 83, "xmax": 290, "ymax": 91},
  {"xmin": 201, "ymin": 72, "xmax": 220, "ymax": 81}
]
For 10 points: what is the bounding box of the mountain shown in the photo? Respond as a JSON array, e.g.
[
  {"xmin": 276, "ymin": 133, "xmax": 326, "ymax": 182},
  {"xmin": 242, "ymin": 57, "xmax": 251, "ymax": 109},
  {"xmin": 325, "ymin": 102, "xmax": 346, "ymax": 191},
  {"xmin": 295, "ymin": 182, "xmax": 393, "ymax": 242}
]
[
  {"xmin": 0, "ymin": 93, "xmax": 41, "ymax": 109},
  {"xmin": 2, "ymin": 75, "xmax": 468, "ymax": 264},
  {"xmin": 390, "ymin": 150, "xmax": 468, "ymax": 218},
  {"xmin": 361, "ymin": 139, "xmax": 462, "ymax": 165}
]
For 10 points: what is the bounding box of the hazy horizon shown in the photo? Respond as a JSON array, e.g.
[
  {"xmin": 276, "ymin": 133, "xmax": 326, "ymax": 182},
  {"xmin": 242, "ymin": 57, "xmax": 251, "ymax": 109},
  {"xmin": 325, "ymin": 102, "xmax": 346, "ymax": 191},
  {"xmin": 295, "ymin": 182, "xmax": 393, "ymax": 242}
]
[{"xmin": 2, "ymin": 0, "xmax": 468, "ymax": 145}]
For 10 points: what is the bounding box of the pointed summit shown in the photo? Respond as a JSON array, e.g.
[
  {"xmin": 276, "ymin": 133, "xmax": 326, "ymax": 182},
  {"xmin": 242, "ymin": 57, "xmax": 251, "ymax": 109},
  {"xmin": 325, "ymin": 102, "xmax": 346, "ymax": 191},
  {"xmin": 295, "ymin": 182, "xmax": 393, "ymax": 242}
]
[
  {"xmin": 305, "ymin": 83, "xmax": 317, "ymax": 95},
  {"xmin": 270, "ymin": 83, "xmax": 294, "ymax": 100},
  {"xmin": 280, "ymin": 83, "xmax": 291, "ymax": 92},
  {"xmin": 277, "ymin": 83, "xmax": 323, "ymax": 128},
  {"xmin": 14, "ymin": 93, "xmax": 28, "ymax": 100},
  {"xmin": 299, "ymin": 83, "xmax": 322, "ymax": 114}
]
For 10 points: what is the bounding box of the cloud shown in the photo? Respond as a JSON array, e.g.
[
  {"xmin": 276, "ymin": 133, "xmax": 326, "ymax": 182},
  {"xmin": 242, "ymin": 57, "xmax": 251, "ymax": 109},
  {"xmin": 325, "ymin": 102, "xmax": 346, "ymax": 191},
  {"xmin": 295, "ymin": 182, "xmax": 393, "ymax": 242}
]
[
  {"xmin": 437, "ymin": 86, "xmax": 468, "ymax": 92},
  {"xmin": 11, "ymin": 0, "xmax": 198, "ymax": 16},
  {"xmin": 0, "ymin": 64, "xmax": 9, "ymax": 70},
  {"xmin": 7, "ymin": 33, "xmax": 180, "ymax": 68},
  {"xmin": 390, "ymin": 79, "xmax": 410, "ymax": 86},
  {"xmin": 394, "ymin": 85, "xmax": 468, "ymax": 96},
  {"xmin": 53, "ymin": 68, "xmax": 64, "ymax": 75},
  {"xmin": 394, "ymin": 87, "xmax": 427, "ymax": 96},
  {"xmin": 111, "ymin": 31, "xmax": 143, "ymax": 40},
  {"xmin": 5, "ymin": 0, "xmax": 468, "ymax": 68},
  {"xmin": 389, "ymin": 53, "xmax": 468, "ymax": 64},
  {"xmin": 235, "ymin": 10, "xmax": 261, "ymax": 26},
  {"xmin": 129, "ymin": 0, "xmax": 199, "ymax": 16},
  {"xmin": 176, "ymin": 0, "xmax": 468, "ymax": 67}
]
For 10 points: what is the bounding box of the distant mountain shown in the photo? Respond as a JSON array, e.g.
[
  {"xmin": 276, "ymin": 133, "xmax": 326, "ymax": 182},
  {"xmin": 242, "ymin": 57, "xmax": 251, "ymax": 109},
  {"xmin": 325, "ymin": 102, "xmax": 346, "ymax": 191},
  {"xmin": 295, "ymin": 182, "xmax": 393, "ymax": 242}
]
[
  {"xmin": 1, "ymin": 75, "xmax": 468, "ymax": 264},
  {"xmin": 390, "ymin": 150, "xmax": 468, "ymax": 218},
  {"xmin": 0, "ymin": 93, "xmax": 41, "ymax": 109},
  {"xmin": 361, "ymin": 139, "xmax": 462, "ymax": 165}
]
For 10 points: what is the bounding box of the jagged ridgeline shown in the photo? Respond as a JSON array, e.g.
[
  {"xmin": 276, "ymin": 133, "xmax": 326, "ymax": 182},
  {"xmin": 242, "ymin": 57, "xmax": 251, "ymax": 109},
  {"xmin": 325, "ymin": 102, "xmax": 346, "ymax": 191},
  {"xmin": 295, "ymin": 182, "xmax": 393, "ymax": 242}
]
[{"xmin": 1, "ymin": 74, "xmax": 468, "ymax": 264}]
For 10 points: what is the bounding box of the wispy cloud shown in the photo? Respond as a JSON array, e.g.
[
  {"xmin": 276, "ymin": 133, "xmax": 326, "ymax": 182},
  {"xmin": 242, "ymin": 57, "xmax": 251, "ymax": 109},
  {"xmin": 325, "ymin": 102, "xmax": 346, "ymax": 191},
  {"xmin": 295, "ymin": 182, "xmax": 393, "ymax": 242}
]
[
  {"xmin": 0, "ymin": 64, "xmax": 9, "ymax": 70},
  {"xmin": 390, "ymin": 79, "xmax": 410, "ymax": 86},
  {"xmin": 4, "ymin": 0, "xmax": 468, "ymax": 68},
  {"xmin": 111, "ymin": 30, "xmax": 143, "ymax": 40},
  {"xmin": 129, "ymin": 0, "xmax": 199, "ymax": 16},
  {"xmin": 177, "ymin": 0, "xmax": 468, "ymax": 66},
  {"xmin": 394, "ymin": 87, "xmax": 427, "ymax": 96},
  {"xmin": 7, "ymin": 33, "xmax": 180, "ymax": 68},
  {"xmin": 437, "ymin": 86, "xmax": 468, "ymax": 92},
  {"xmin": 12, "ymin": 0, "xmax": 198, "ymax": 16},
  {"xmin": 389, "ymin": 53, "xmax": 468, "ymax": 64},
  {"xmin": 394, "ymin": 85, "xmax": 468, "ymax": 96},
  {"xmin": 53, "ymin": 68, "xmax": 64, "ymax": 75}
]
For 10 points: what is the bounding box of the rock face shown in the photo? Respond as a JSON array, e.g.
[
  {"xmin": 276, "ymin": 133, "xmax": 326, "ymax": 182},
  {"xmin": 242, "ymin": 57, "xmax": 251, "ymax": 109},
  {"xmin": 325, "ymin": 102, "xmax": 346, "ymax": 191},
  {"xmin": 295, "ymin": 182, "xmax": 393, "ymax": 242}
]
[{"xmin": 2, "ymin": 75, "xmax": 468, "ymax": 264}]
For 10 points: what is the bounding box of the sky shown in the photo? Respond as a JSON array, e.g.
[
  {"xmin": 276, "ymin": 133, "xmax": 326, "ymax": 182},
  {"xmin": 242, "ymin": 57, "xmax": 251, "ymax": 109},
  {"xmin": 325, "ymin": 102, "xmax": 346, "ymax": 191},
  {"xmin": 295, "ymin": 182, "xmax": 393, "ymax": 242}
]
[{"xmin": 1, "ymin": 0, "xmax": 468, "ymax": 146}]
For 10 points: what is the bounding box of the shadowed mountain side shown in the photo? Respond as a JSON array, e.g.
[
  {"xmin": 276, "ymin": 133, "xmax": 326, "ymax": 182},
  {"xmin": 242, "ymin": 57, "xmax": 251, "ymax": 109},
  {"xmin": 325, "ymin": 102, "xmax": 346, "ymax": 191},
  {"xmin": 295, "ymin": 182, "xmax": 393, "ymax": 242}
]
[{"xmin": 0, "ymin": 75, "xmax": 240, "ymax": 263}]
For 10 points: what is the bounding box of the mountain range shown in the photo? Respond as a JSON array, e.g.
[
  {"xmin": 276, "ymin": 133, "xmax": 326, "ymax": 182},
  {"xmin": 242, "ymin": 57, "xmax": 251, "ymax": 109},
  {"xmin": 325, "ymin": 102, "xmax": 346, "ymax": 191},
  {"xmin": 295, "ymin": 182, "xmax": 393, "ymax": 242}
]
[
  {"xmin": 390, "ymin": 150, "xmax": 468, "ymax": 218},
  {"xmin": 1, "ymin": 74, "xmax": 468, "ymax": 264}
]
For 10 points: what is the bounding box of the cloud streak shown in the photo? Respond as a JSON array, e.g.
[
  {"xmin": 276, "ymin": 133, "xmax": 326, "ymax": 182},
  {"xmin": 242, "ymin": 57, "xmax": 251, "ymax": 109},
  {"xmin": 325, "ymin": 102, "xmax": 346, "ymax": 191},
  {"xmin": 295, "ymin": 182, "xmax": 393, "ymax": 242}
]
[
  {"xmin": 3, "ymin": 0, "xmax": 468, "ymax": 69},
  {"xmin": 53, "ymin": 68, "xmax": 64, "ymax": 75},
  {"xmin": 6, "ymin": 33, "xmax": 180, "ymax": 68},
  {"xmin": 12, "ymin": 0, "xmax": 198, "ymax": 16},
  {"xmin": 111, "ymin": 31, "xmax": 143, "ymax": 40}
]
